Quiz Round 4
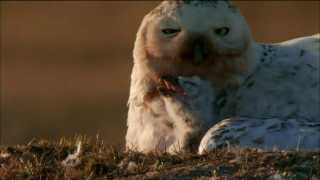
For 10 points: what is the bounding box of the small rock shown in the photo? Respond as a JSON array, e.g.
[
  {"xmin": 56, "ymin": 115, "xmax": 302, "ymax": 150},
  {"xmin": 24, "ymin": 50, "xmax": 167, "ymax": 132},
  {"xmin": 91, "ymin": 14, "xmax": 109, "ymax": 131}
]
[
  {"xmin": 0, "ymin": 152, "xmax": 10, "ymax": 159},
  {"xmin": 118, "ymin": 158, "xmax": 129, "ymax": 169},
  {"xmin": 127, "ymin": 161, "xmax": 138, "ymax": 173},
  {"xmin": 267, "ymin": 173, "xmax": 285, "ymax": 180}
]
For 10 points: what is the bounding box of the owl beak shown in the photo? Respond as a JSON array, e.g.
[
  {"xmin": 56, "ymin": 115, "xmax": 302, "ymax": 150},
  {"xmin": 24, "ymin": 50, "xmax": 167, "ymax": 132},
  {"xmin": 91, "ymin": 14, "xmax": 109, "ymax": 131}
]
[
  {"xmin": 193, "ymin": 44, "xmax": 204, "ymax": 65},
  {"xmin": 192, "ymin": 38, "xmax": 208, "ymax": 66},
  {"xmin": 180, "ymin": 35, "xmax": 209, "ymax": 65}
]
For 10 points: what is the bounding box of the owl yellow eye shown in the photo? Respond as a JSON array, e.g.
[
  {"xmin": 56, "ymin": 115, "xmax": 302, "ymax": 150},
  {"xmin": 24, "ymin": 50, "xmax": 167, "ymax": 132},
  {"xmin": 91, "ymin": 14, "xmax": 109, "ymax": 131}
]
[
  {"xmin": 215, "ymin": 27, "xmax": 230, "ymax": 37},
  {"xmin": 162, "ymin": 28, "xmax": 181, "ymax": 35}
]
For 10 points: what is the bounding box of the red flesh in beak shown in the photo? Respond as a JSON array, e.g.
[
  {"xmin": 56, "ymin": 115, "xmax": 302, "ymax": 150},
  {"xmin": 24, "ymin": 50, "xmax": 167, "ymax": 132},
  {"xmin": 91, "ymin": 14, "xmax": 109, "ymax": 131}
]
[{"xmin": 160, "ymin": 76, "xmax": 186, "ymax": 96}]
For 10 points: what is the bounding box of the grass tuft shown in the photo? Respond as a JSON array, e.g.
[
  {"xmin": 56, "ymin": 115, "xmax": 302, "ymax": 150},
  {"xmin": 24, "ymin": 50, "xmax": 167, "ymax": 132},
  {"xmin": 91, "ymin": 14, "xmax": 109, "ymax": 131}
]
[{"xmin": 0, "ymin": 136, "xmax": 319, "ymax": 179}]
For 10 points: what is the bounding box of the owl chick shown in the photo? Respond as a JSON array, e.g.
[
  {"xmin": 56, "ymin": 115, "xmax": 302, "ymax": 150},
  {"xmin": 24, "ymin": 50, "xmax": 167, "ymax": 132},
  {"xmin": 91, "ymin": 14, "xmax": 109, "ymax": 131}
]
[
  {"xmin": 126, "ymin": 0, "xmax": 320, "ymax": 154},
  {"xmin": 126, "ymin": 75, "xmax": 215, "ymax": 153},
  {"xmin": 199, "ymin": 33, "xmax": 319, "ymax": 153}
]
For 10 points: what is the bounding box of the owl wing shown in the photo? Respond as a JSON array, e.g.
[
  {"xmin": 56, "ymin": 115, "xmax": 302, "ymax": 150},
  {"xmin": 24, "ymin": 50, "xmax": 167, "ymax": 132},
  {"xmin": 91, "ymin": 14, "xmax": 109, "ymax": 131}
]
[
  {"xmin": 198, "ymin": 117, "xmax": 320, "ymax": 154},
  {"xmin": 280, "ymin": 34, "xmax": 319, "ymax": 56}
]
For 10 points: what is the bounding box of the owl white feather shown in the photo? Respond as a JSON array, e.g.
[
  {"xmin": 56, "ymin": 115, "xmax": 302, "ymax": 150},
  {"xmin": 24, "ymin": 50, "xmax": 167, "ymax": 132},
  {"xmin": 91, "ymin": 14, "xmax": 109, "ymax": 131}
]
[
  {"xmin": 199, "ymin": 117, "xmax": 320, "ymax": 154},
  {"xmin": 126, "ymin": 0, "xmax": 320, "ymax": 154}
]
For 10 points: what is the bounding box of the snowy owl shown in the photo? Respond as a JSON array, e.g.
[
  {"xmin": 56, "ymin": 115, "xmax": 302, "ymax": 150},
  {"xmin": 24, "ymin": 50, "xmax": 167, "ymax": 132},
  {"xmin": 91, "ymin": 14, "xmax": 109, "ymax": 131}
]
[{"xmin": 126, "ymin": 0, "xmax": 320, "ymax": 154}]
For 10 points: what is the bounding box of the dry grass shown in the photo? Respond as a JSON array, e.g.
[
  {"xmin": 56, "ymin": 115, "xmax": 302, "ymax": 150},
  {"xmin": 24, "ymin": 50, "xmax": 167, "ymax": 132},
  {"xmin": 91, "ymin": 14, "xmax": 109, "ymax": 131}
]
[{"xmin": 0, "ymin": 136, "xmax": 319, "ymax": 179}]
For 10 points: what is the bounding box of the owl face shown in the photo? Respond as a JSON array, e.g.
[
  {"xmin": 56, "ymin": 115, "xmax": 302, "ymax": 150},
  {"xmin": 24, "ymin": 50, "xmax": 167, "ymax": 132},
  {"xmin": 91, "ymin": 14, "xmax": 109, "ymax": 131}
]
[{"xmin": 134, "ymin": 1, "xmax": 253, "ymax": 84}]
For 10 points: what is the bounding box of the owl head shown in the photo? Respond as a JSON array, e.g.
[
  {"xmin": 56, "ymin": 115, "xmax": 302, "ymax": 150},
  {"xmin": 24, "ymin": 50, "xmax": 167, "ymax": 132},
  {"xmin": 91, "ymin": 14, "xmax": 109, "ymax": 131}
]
[{"xmin": 133, "ymin": 0, "xmax": 255, "ymax": 86}]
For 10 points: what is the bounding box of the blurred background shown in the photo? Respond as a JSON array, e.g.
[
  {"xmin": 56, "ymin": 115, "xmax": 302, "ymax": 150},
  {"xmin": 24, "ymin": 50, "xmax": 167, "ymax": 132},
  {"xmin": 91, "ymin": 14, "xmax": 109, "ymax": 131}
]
[{"xmin": 1, "ymin": 1, "xmax": 319, "ymax": 146}]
